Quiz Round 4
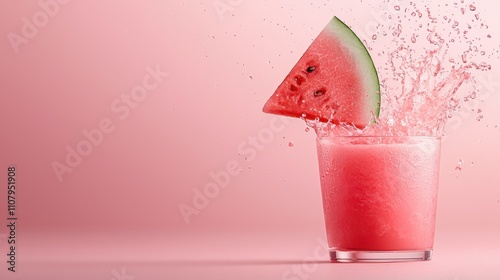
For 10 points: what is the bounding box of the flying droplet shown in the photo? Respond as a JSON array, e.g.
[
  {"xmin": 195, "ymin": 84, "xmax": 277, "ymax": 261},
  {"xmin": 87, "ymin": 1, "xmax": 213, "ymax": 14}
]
[
  {"xmin": 394, "ymin": 5, "xmax": 400, "ymax": 11},
  {"xmin": 461, "ymin": 53, "xmax": 468, "ymax": 63},
  {"xmin": 455, "ymin": 159, "xmax": 464, "ymax": 171},
  {"xmin": 288, "ymin": 141, "xmax": 294, "ymax": 147},
  {"xmin": 469, "ymin": 4, "xmax": 476, "ymax": 11}
]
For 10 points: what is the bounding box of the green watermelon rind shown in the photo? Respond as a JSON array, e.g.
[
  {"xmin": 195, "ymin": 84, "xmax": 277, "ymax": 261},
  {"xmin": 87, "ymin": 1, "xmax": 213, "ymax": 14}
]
[{"xmin": 328, "ymin": 16, "xmax": 381, "ymax": 119}]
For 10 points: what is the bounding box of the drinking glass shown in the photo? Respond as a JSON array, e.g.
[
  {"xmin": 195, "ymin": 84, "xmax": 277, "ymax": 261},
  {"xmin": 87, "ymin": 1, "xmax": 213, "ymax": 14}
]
[{"xmin": 316, "ymin": 136, "xmax": 441, "ymax": 262}]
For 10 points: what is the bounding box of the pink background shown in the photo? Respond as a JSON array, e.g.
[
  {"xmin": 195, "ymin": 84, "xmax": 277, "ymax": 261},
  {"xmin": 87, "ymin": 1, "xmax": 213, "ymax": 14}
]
[{"xmin": 1, "ymin": 0, "xmax": 499, "ymax": 279}]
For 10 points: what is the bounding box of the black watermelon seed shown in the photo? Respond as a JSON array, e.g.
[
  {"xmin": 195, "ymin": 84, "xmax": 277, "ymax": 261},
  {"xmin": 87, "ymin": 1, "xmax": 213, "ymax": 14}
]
[
  {"xmin": 306, "ymin": 66, "xmax": 316, "ymax": 73},
  {"xmin": 314, "ymin": 89, "xmax": 325, "ymax": 97}
]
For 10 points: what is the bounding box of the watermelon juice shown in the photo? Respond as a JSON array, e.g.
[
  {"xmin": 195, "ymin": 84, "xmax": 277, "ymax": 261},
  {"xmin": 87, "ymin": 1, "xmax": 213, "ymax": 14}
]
[
  {"xmin": 316, "ymin": 136, "xmax": 441, "ymax": 262},
  {"xmin": 262, "ymin": 0, "xmax": 491, "ymax": 263}
]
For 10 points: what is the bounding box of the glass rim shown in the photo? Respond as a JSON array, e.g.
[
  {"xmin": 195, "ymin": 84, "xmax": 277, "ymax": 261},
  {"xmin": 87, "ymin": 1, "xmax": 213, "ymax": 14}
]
[{"xmin": 317, "ymin": 135, "xmax": 441, "ymax": 139}]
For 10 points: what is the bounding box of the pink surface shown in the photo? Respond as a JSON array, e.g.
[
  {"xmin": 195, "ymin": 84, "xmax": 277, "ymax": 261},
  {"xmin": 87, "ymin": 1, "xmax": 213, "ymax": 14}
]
[{"xmin": 0, "ymin": 0, "xmax": 499, "ymax": 279}]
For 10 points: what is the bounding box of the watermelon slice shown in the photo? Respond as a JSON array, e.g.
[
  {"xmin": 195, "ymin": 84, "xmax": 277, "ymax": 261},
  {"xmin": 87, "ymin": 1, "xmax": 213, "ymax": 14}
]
[{"xmin": 262, "ymin": 16, "xmax": 380, "ymax": 128}]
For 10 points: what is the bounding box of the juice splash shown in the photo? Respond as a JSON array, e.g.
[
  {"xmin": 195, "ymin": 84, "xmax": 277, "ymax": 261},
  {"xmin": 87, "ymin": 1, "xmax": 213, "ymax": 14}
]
[{"xmin": 313, "ymin": 0, "xmax": 496, "ymax": 137}]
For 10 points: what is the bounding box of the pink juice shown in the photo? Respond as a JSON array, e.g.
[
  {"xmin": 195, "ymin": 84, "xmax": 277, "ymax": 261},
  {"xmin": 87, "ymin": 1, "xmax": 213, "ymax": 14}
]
[{"xmin": 317, "ymin": 136, "xmax": 441, "ymax": 256}]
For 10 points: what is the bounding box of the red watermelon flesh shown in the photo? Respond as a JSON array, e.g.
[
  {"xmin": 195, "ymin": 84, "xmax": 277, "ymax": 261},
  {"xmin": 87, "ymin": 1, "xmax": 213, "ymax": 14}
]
[{"xmin": 263, "ymin": 17, "xmax": 380, "ymax": 128}]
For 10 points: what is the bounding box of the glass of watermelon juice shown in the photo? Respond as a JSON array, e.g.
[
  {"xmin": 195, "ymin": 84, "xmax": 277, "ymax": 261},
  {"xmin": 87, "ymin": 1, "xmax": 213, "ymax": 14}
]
[{"xmin": 316, "ymin": 135, "xmax": 441, "ymax": 262}]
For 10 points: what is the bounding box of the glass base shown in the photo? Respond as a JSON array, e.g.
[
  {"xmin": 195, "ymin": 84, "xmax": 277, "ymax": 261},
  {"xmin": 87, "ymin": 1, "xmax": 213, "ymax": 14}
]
[{"xmin": 330, "ymin": 249, "xmax": 432, "ymax": 263}]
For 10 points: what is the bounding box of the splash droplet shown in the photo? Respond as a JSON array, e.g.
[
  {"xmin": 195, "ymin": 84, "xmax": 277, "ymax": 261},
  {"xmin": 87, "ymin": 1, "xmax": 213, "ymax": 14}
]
[
  {"xmin": 469, "ymin": 5, "xmax": 476, "ymax": 11},
  {"xmin": 310, "ymin": 2, "xmax": 492, "ymax": 139},
  {"xmin": 305, "ymin": 127, "xmax": 310, "ymax": 132},
  {"xmin": 288, "ymin": 141, "xmax": 294, "ymax": 147},
  {"xmin": 461, "ymin": 53, "xmax": 468, "ymax": 63},
  {"xmin": 455, "ymin": 159, "xmax": 464, "ymax": 171}
]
